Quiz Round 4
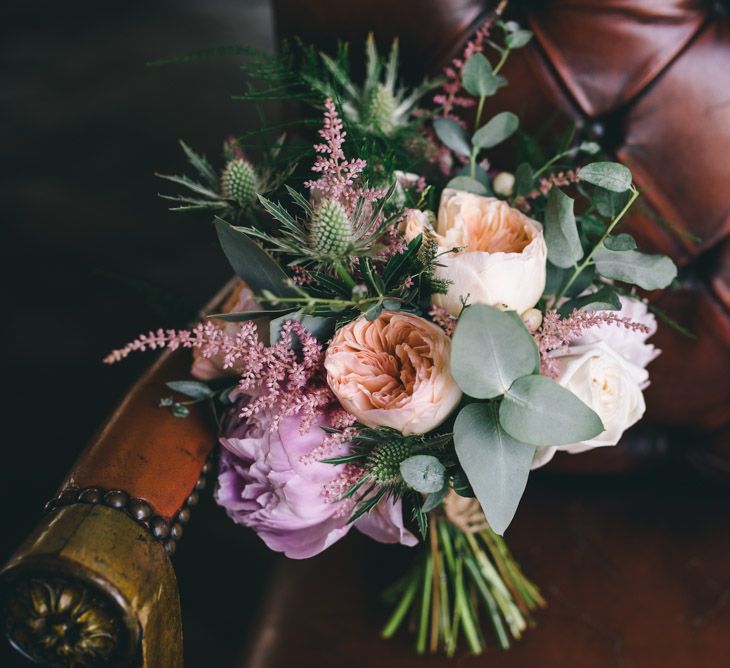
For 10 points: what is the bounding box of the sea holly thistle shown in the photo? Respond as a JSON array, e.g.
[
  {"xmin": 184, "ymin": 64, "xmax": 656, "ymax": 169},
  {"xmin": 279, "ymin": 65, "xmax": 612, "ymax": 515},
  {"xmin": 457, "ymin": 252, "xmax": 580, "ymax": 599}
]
[
  {"xmin": 318, "ymin": 33, "xmax": 441, "ymax": 138},
  {"xmin": 157, "ymin": 136, "xmax": 294, "ymax": 221},
  {"xmin": 321, "ymin": 427, "xmax": 453, "ymax": 530},
  {"xmin": 237, "ymin": 99, "xmax": 396, "ymax": 272}
]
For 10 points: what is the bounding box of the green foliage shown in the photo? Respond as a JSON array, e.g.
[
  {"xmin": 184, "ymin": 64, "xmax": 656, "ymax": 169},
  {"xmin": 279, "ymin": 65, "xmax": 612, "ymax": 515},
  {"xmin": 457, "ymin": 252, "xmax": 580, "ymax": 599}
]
[
  {"xmin": 446, "ymin": 176, "xmax": 487, "ymax": 195},
  {"xmin": 594, "ymin": 245, "xmax": 678, "ymax": 290},
  {"xmin": 593, "ymin": 187, "xmax": 631, "ymax": 218},
  {"xmin": 472, "ymin": 112, "xmax": 519, "ymax": 149},
  {"xmin": 558, "ymin": 285, "xmax": 621, "ymax": 315},
  {"xmin": 451, "ymin": 305, "xmax": 539, "ymax": 399},
  {"xmin": 461, "ymin": 53, "xmax": 506, "ymax": 97},
  {"xmin": 514, "ymin": 162, "xmax": 533, "ymax": 196},
  {"xmin": 453, "ymin": 402, "xmax": 535, "ymax": 535},
  {"xmin": 165, "ymin": 380, "xmax": 214, "ymax": 399},
  {"xmin": 579, "ymin": 162, "xmax": 632, "ymax": 192},
  {"xmin": 433, "ymin": 118, "xmax": 472, "ymax": 157},
  {"xmin": 400, "ymin": 455, "xmax": 446, "ymax": 493},
  {"xmin": 544, "ymin": 188, "xmax": 582, "ymax": 268},
  {"xmin": 499, "ymin": 375, "xmax": 604, "ymax": 446},
  {"xmin": 501, "ymin": 21, "xmax": 534, "ymax": 49},
  {"xmin": 214, "ymin": 218, "xmax": 297, "ymax": 299}
]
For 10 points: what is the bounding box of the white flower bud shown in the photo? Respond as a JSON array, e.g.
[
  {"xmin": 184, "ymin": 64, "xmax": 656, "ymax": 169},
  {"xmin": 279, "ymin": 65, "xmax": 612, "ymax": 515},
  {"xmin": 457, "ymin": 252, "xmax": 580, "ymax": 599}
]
[
  {"xmin": 493, "ymin": 171, "xmax": 515, "ymax": 197},
  {"xmin": 522, "ymin": 307, "xmax": 543, "ymax": 332}
]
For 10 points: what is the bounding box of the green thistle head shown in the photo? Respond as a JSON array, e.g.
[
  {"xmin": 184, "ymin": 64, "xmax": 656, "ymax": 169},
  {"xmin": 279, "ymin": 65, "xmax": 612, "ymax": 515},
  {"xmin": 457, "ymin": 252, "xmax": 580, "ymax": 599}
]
[
  {"xmin": 366, "ymin": 439, "xmax": 411, "ymax": 485},
  {"xmin": 363, "ymin": 84, "xmax": 397, "ymax": 135},
  {"xmin": 309, "ymin": 198, "xmax": 353, "ymax": 257},
  {"xmin": 221, "ymin": 159, "xmax": 257, "ymax": 207}
]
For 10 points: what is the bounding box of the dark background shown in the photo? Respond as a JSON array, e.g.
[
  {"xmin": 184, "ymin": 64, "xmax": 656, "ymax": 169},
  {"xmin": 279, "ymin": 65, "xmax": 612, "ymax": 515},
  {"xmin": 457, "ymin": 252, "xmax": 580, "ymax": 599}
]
[{"xmin": 2, "ymin": 1, "xmax": 280, "ymax": 665}]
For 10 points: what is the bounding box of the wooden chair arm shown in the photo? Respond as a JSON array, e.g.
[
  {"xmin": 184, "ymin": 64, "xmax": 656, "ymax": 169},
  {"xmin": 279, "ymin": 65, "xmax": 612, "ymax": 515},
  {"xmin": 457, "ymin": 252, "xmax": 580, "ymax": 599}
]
[{"xmin": 0, "ymin": 274, "xmax": 233, "ymax": 666}]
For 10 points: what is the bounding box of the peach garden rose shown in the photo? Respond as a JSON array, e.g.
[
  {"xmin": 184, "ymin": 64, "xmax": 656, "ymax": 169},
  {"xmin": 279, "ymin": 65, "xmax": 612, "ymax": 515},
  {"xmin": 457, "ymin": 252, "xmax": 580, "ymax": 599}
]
[
  {"xmin": 324, "ymin": 311, "xmax": 462, "ymax": 435},
  {"xmin": 431, "ymin": 188, "xmax": 547, "ymax": 316}
]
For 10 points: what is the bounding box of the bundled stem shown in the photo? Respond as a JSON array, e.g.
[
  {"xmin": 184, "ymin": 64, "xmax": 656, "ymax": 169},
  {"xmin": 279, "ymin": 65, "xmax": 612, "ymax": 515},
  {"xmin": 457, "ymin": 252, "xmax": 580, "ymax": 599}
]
[{"xmin": 381, "ymin": 518, "xmax": 545, "ymax": 656}]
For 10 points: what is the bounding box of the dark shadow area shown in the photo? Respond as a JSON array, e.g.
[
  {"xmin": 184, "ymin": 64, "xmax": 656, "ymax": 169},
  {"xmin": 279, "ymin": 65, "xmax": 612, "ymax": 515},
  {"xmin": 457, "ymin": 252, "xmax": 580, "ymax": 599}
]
[{"xmin": 2, "ymin": 1, "xmax": 276, "ymax": 665}]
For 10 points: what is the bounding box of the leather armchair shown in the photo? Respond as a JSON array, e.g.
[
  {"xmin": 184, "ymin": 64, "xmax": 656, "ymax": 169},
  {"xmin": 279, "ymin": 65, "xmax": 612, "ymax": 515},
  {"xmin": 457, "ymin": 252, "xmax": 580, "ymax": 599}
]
[{"xmin": 2, "ymin": 1, "xmax": 728, "ymax": 665}]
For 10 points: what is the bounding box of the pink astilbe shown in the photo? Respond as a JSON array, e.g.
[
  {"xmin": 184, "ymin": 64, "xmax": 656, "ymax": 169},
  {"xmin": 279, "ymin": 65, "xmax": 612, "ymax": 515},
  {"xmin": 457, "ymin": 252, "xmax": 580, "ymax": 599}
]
[
  {"xmin": 304, "ymin": 98, "xmax": 384, "ymax": 213},
  {"xmin": 375, "ymin": 224, "xmax": 408, "ymax": 263},
  {"xmin": 529, "ymin": 170, "xmax": 580, "ymax": 200},
  {"xmin": 433, "ymin": 18, "xmax": 496, "ymax": 119},
  {"xmin": 301, "ymin": 424, "xmax": 360, "ymax": 466},
  {"xmin": 105, "ymin": 320, "xmax": 338, "ymax": 433},
  {"xmin": 321, "ymin": 464, "xmax": 364, "ymax": 516},
  {"xmin": 429, "ymin": 305, "xmax": 457, "ymax": 337},
  {"xmin": 535, "ymin": 309, "xmax": 652, "ymax": 378}
]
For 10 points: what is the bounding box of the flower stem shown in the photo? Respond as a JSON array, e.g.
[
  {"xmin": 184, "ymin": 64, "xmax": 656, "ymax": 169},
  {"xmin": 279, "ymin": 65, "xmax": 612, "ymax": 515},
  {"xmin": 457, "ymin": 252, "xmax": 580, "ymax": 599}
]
[
  {"xmin": 381, "ymin": 568, "xmax": 419, "ymax": 639},
  {"xmin": 429, "ymin": 515, "xmax": 441, "ymax": 653},
  {"xmin": 416, "ymin": 554, "xmax": 433, "ymax": 654},
  {"xmin": 475, "ymin": 95, "xmax": 486, "ymax": 130},
  {"xmin": 334, "ymin": 261, "xmax": 357, "ymax": 290},
  {"xmin": 492, "ymin": 47, "xmax": 511, "ymax": 76},
  {"xmin": 555, "ymin": 185, "xmax": 639, "ymax": 303}
]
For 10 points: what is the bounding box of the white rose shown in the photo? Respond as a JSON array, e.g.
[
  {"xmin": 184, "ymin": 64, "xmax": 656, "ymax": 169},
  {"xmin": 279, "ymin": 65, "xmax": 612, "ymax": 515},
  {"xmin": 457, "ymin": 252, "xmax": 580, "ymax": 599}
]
[
  {"xmin": 532, "ymin": 341, "xmax": 648, "ymax": 468},
  {"xmin": 571, "ymin": 296, "xmax": 660, "ymax": 374},
  {"xmin": 431, "ymin": 189, "xmax": 547, "ymax": 316},
  {"xmin": 399, "ymin": 208, "xmax": 435, "ymax": 243}
]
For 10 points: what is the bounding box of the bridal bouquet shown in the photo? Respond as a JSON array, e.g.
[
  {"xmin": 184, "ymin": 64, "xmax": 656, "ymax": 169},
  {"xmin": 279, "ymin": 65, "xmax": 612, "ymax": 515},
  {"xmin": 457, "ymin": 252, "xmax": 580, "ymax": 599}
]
[{"xmin": 107, "ymin": 14, "xmax": 677, "ymax": 656}]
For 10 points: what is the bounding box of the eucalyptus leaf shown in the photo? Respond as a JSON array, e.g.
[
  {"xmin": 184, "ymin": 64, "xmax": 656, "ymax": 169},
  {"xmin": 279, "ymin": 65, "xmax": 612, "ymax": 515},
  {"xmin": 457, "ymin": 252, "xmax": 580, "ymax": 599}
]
[
  {"xmin": 472, "ymin": 112, "xmax": 519, "ymax": 149},
  {"xmin": 269, "ymin": 310, "xmax": 335, "ymax": 344},
  {"xmin": 365, "ymin": 302, "xmax": 384, "ymax": 321},
  {"xmin": 454, "ymin": 402, "xmax": 536, "ymax": 535},
  {"xmin": 565, "ymin": 264, "xmax": 596, "ymax": 297},
  {"xmin": 421, "ymin": 482, "xmax": 449, "ymax": 513},
  {"xmin": 579, "ymin": 141, "xmax": 601, "ymax": 155},
  {"xmin": 593, "ymin": 187, "xmax": 631, "ymax": 218},
  {"xmin": 462, "ymin": 53, "xmax": 506, "ymax": 97},
  {"xmin": 514, "ymin": 162, "xmax": 533, "ymax": 196},
  {"xmin": 451, "ymin": 304, "xmax": 539, "ymax": 399},
  {"xmin": 499, "ymin": 375, "xmax": 604, "ymax": 446},
  {"xmin": 505, "ymin": 29, "xmax": 533, "ymax": 49},
  {"xmin": 214, "ymin": 219, "xmax": 297, "ymax": 299},
  {"xmin": 603, "ymin": 233, "xmax": 637, "ymax": 251},
  {"xmin": 558, "ymin": 285, "xmax": 621, "ymax": 316},
  {"xmin": 594, "ymin": 246, "xmax": 678, "ymax": 290},
  {"xmin": 434, "ymin": 118, "xmax": 472, "ymax": 157},
  {"xmin": 452, "ymin": 469, "xmax": 474, "ymax": 497},
  {"xmin": 578, "ymin": 162, "xmax": 632, "ymax": 192},
  {"xmin": 400, "ymin": 455, "xmax": 446, "ymax": 494},
  {"xmin": 545, "ymin": 262, "xmax": 595, "ymax": 297},
  {"xmin": 446, "ymin": 176, "xmax": 487, "ymax": 195},
  {"xmin": 544, "ymin": 262, "xmax": 569, "ymax": 295},
  {"xmin": 544, "ymin": 188, "xmax": 582, "ymax": 268},
  {"xmin": 165, "ymin": 380, "xmax": 214, "ymax": 400}
]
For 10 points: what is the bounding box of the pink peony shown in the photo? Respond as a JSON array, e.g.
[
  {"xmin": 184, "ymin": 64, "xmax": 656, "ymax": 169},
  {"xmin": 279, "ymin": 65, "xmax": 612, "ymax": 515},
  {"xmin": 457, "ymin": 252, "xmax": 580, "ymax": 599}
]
[{"xmin": 215, "ymin": 408, "xmax": 416, "ymax": 558}]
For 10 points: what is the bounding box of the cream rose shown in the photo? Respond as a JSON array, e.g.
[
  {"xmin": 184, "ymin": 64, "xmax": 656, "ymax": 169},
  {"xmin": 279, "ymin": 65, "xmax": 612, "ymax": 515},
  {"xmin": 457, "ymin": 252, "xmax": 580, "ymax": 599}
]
[
  {"xmin": 324, "ymin": 311, "xmax": 462, "ymax": 435},
  {"xmin": 399, "ymin": 208, "xmax": 434, "ymax": 243},
  {"xmin": 531, "ymin": 341, "xmax": 649, "ymax": 468},
  {"xmin": 431, "ymin": 188, "xmax": 547, "ymax": 316}
]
